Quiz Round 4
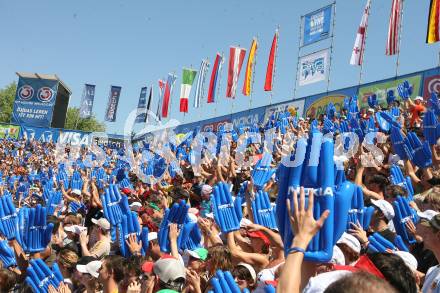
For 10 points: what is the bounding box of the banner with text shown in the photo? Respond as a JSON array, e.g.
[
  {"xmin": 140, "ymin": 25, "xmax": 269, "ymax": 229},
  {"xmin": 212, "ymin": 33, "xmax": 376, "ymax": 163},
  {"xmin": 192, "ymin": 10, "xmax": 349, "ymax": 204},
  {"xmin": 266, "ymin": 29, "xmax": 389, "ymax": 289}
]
[
  {"xmin": 58, "ymin": 130, "xmax": 92, "ymax": 146},
  {"xmin": 298, "ymin": 49, "xmax": 329, "ymax": 86},
  {"xmin": 0, "ymin": 124, "xmax": 20, "ymax": 139},
  {"xmin": 11, "ymin": 77, "xmax": 58, "ymax": 127},
  {"xmin": 105, "ymin": 86, "xmax": 122, "ymax": 122},
  {"xmin": 264, "ymin": 99, "xmax": 305, "ymax": 121},
  {"xmin": 135, "ymin": 87, "xmax": 148, "ymax": 123},
  {"xmin": 304, "ymin": 87, "xmax": 357, "ymax": 118},
  {"xmin": 302, "ymin": 5, "xmax": 332, "ymax": 46},
  {"xmin": 20, "ymin": 125, "xmax": 59, "ymax": 143},
  {"xmin": 79, "ymin": 84, "xmax": 96, "ymax": 119}
]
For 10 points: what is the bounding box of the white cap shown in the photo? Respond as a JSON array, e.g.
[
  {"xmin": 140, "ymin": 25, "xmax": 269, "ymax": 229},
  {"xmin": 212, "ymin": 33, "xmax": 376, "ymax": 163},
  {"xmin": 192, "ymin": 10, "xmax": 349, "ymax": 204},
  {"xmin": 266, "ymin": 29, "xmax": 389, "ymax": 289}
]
[
  {"xmin": 129, "ymin": 202, "xmax": 142, "ymax": 212},
  {"xmin": 393, "ymin": 251, "xmax": 418, "ymax": 271},
  {"xmin": 414, "ymin": 96, "xmax": 423, "ymax": 101},
  {"xmin": 417, "ymin": 210, "xmax": 439, "ymax": 221},
  {"xmin": 337, "ymin": 232, "xmax": 361, "ymax": 254},
  {"xmin": 148, "ymin": 232, "xmax": 158, "ymax": 241},
  {"xmin": 330, "ymin": 246, "xmax": 345, "ymax": 265},
  {"xmin": 76, "ymin": 260, "xmax": 102, "ymax": 278},
  {"xmin": 71, "ymin": 189, "xmax": 81, "ymax": 196},
  {"xmin": 64, "ymin": 225, "xmax": 87, "ymax": 235},
  {"xmin": 240, "ymin": 218, "xmax": 253, "ymax": 228},
  {"xmin": 91, "ymin": 218, "xmax": 110, "ymax": 230},
  {"xmin": 206, "ymin": 213, "xmax": 214, "ymax": 220},
  {"xmin": 237, "ymin": 262, "xmax": 257, "ymax": 282},
  {"xmin": 371, "ymin": 199, "xmax": 395, "ymax": 221}
]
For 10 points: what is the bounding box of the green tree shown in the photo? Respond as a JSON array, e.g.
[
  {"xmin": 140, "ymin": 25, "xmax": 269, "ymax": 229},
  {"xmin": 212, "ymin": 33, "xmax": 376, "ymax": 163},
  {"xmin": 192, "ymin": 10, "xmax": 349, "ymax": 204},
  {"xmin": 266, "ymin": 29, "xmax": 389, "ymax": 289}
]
[
  {"xmin": 64, "ymin": 107, "xmax": 106, "ymax": 132},
  {"xmin": 0, "ymin": 82, "xmax": 17, "ymax": 123}
]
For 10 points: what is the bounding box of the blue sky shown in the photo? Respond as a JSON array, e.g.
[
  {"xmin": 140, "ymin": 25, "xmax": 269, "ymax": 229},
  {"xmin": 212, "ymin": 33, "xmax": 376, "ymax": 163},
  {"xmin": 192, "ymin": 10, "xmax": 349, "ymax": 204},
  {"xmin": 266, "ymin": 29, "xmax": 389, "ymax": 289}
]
[{"xmin": 0, "ymin": 0, "xmax": 438, "ymax": 134}]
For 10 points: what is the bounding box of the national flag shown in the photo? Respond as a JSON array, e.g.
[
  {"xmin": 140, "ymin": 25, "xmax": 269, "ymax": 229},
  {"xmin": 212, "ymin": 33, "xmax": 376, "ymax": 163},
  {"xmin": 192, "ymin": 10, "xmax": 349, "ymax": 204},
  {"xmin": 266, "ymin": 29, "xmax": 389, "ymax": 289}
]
[
  {"xmin": 161, "ymin": 74, "xmax": 177, "ymax": 118},
  {"xmin": 194, "ymin": 59, "xmax": 210, "ymax": 108},
  {"xmin": 264, "ymin": 30, "xmax": 279, "ymax": 91},
  {"xmin": 145, "ymin": 87, "xmax": 153, "ymax": 123},
  {"xmin": 179, "ymin": 68, "xmax": 198, "ymax": 113},
  {"xmin": 156, "ymin": 79, "xmax": 165, "ymax": 120},
  {"xmin": 226, "ymin": 46, "xmax": 246, "ymax": 98},
  {"xmin": 350, "ymin": 0, "xmax": 372, "ymax": 66},
  {"xmin": 242, "ymin": 38, "xmax": 258, "ymax": 96},
  {"xmin": 386, "ymin": 0, "xmax": 403, "ymax": 56},
  {"xmin": 207, "ymin": 53, "xmax": 223, "ymax": 103},
  {"xmin": 427, "ymin": 0, "xmax": 440, "ymax": 44}
]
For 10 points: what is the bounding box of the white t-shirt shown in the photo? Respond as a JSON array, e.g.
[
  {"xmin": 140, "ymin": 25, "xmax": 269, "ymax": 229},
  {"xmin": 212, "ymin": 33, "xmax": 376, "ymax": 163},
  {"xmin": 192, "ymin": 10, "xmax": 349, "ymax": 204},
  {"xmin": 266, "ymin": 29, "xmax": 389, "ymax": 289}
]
[
  {"xmin": 303, "ymin": 270, "xmax": 352, "ymax": 293},
  {"xmin": 423, "ymin": 265, "xmax": 440, "ymax": 293}
]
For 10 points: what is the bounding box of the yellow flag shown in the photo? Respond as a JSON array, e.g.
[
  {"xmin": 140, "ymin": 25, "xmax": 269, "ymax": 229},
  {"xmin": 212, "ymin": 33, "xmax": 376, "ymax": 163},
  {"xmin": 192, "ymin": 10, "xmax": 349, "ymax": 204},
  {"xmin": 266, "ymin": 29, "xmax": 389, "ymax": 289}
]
[{"xmin": 242, "ymin": 38, "xmax": 258, "ymax": 96}]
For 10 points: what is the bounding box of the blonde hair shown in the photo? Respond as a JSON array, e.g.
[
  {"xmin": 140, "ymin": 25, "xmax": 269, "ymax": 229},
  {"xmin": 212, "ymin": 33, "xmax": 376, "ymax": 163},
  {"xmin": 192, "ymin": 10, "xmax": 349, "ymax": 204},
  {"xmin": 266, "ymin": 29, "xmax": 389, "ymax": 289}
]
[
  {"xmin": 207, "ymin": 245, "xmax": 233, "ymax": 276},
  {"xmin": 58, "ymin": 249, "xmax": 79, "ymax": 270},
  {"xmin": 424, "ymin": 186, "xmax": 440, "ymax": 211}
]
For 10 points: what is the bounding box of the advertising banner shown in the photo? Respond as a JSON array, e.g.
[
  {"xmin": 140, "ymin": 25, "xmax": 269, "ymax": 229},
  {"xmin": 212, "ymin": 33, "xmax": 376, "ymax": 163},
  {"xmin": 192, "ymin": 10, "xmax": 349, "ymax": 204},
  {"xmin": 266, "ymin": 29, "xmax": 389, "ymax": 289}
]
[
  {"xmin": 422, "ymin": 69, "xmax": 440, "ymax": 99},
  {"xmin": 302, "ymin": 5, "xmax": 332, "ymax": 46},
  {"xmin": 304, "ymin": 87, "xmax": 358, "ymax": 118},
  {"xmin": 231, "ymin": 107, "xmax": 265, "ymax": 128},
  {"xmin": 358, "ymin": 74, "xmax": 422, "ymax": 109},
  {"xmin": 264, "ymin": 99, "xmax": 305, "ymax": 121},
  {"xmin": 20, "ymin": 125, "xmax": 59, "ymax": 143},
  {"xmin": 79, "ymin": 84, "xmax": 96, "ymax": 119},
  {"xmin": 298, "ymin": 49, "xmax": 329, "ymax": 86},
  {"xmin": 58, "ymin": 130, "xmax": 92, "ymax": 146},
  {"xmin": 0, "ymin": 124, "xmax": 20, "ymax": 139},
  {"xmin": 202, "ymin": 119, "xmax": 231, "ymax": 132},
  {"xmin": 11, "ymin": 77, "xmax": 58, "ymax": 127},
  {"xmin": 105, "ymin": 86, "xmax": 122, "ymax": 122},
  {"xmin": 135, "ymin": 87, "xmax": 148, "ymax": 123}
]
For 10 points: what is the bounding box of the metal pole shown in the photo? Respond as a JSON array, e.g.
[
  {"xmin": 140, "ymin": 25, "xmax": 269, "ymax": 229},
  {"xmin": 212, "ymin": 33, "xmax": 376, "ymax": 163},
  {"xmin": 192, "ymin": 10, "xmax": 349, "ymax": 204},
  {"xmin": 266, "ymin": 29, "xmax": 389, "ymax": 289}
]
[
  {"xmin": 293, "ymin": 18, "xmax": 303, "ymax": 100},
  {"xmin": 358, "ymin": 0, "xmax": 372, "ymax": 86},
  {"xmin": 326, "ymin": 1, "xmax": 337, "ymax": 94}
]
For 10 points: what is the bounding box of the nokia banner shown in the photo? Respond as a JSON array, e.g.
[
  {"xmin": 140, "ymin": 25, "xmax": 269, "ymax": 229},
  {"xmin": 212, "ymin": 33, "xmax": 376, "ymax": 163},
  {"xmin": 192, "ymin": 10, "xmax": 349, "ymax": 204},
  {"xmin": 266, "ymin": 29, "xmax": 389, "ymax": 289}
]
[
  {"xmin": 104, "ymin": 86, "xmax": 122, "ymax": 122},
  {"xmin": 79, "ymin": 84, "xmax": 96, "ymax": 119},
  {"xmin": 12, "ymin": 77, "xmax": 59, "ymax": 127}
]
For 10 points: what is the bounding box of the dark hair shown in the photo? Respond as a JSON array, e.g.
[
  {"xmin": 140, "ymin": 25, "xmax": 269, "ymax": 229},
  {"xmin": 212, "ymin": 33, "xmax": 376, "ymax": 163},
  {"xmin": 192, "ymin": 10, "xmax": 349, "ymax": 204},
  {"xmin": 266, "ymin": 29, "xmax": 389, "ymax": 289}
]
[
  {"xmin": 0, "ymin": 269, "xmax": 16, "ymax": 292},
  {"xmin": 123, "ymin": 255, "xmax": 142, "ymax": 277},
  {"xmin": 232, "ymin": 265, "xmax": 256, "ymax": 289},
  {"xmin": 324, "ymin": 271, "xmax": 397, "ymax": 293},
  {"xmin": 336, "ymin": 243, "xmax": 360, "ymax": 265},
  {"xmin": 368, "ymin": 174, "xmax": 388, "ymax": 193},
  {"xmin": 368, "ymin": 253, "xmax": 417, "ymax": 293},
  {"xmin": 385, "ymin": 185, "xmax": 408, "ymax": 201},
  {"xmin": 159, "ymin": 278, "xmax": 186, "ymax": 292},
  {"xmin": 103, "ymin": 255, "xmax": 125, "ymax": 283},
  {"xmin": 47, "ymin": 215, "xmax": 61, "ymax": 235}
]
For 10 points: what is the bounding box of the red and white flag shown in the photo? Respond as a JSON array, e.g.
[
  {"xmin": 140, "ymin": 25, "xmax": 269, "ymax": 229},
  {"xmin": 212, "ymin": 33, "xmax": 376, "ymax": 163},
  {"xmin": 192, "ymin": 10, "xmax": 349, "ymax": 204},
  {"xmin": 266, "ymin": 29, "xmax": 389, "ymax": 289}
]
[
  {"xmin": 386, "ymin": 0, "xmax": 403, "ymax": 56},
  {"xmin": 264, "ymin": 30, "xmax": 279, "ymax": 91},
  {"xmin": 350, "ymin": 0, "xmax": 371, "ymax": 66},
  {"xmin": 226, "ymin": 46, "xmax": 246, "ymax": 98}
]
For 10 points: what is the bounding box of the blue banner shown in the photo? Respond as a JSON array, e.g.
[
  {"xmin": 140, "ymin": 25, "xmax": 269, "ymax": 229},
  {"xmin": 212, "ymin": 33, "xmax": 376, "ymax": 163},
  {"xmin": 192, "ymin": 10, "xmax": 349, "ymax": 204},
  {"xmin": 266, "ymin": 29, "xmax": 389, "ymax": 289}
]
[
  {"xmin": 135, "ymin": 87, "xmax": 148, "ymax": 123},
  {"xmin": 20, "ymin": 125, "xmax": 59, "ymax": 143},
  {"xmin": 79, "ymin": 84, "xmax": 96, "ymax": 119},
  {"xmin": 105, "ymin": 86, "xmax": 122, "ymax": 122},
  {"xmin": 302, "ymin": 5, "xmax": 332, "ymax": 46},
  {"xmin": 58, "ymin": 130, "xmax": 92, "ymax": 146},
  {"xmin": 12, "ymin": 77, "xmax": 58, "ymax": 127}
]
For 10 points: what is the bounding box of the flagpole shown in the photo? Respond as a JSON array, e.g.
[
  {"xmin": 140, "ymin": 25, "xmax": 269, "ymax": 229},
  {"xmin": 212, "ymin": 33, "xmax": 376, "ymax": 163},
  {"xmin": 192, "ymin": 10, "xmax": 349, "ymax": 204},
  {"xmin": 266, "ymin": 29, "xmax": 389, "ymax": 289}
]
[
  {"xmin": 169, "ymin": 71, "xmax": 176, "ymax": 123},
  {"xmin": 394, "ymin": 0, "xmax": 404, "ymax": 78},
  {"xmin": 326, "ymin": 1, "xmax": 337, "ymax": 94},
  {"xmin": 293, "ymin": 17, "xmax": 303, "ymax": 100},
  {"xmin": 358, "ymin": 0, "xmax": 372, "ymax": 86},
  {"xmin": 269, "ymin": 25, "xmax": 280, "ymax": 105}
]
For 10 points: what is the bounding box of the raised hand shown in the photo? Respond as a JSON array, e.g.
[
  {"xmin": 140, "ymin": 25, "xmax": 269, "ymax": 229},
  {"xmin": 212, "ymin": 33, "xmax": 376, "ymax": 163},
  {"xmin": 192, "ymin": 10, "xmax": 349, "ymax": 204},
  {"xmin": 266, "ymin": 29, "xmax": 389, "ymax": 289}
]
[
  {"xmin": 346, "ymin": 186, "xmax": 364, "ymax": 230},
  {"xmin": 25, "ymin": 259, "xmax": 63, "ymax": 293},
  {"xmin": 368, "ymin": 94, "xmax": 378, "ymax": 108},
  {"xmin": 428, "ymin": 92, "xmax": 440, "ymax": 115},
  {"xmin": 252, "ymin": 153, "xmax": 275, "ymax": 189},
  {"xmin": 0, "ymin": 191, "xmax": 18, "ymax": 240},
  {"xmin": 386, "ymin": 89, "xmax": 396, "ymax": 105},
  {"xmin": 389, "ymin": 165, "xmax": 414, "ymax": 200},
  {"xmin": 326, "ymin": 102, "xmax": 336, "ymax": 120},
  {"xmin": 390, "ymin": 127, "xmax": 412, "ymax": 161},
  {"xmin": 252, "ymin": 190, "xmax": 277, "ymax": 230},
  {"xmin": 100, "ymin": 185, "xmax": 123, "ymax": 226},
  {"xmin": 393, "ymin": 195, "xmax": 418, "ymax": 245},
  {"xmin": 405, "ymin": 132, "xmax": 432, "ymax": 168},
  {"xmin": 276, "ymin": 130, "xmax": 355, "ymax": 262},
  {"xmin": 120, "ymin": 211, "xmax": 142, "ymax": 256},
  {"xmin": 57, "ymin": 168, "xmax": 69, "ymax": 190},
  {"xmin": 0, "ymin": 240, "xmax": 16, "ymax": 268},
  {"xmin": 397, "ymin": 80, "xmax": 413, "ymax": 101},
  {"xmin": 18, "ymin": 205, "xmax": 54, "ymax": 253},
  {"xmin": 158, "ymin": 200, "xmax": 189, "ymax": 252},
  {"xmin": 46, "ymin": 191, "xmax": 62, "ymax": 216},
  {"xmin": 211, "ymin": 182, "xmax": 242, "ymax": 233},
  {"xmin": 423, "ymin": 110, "xmax": 440, "ymax": 145}
]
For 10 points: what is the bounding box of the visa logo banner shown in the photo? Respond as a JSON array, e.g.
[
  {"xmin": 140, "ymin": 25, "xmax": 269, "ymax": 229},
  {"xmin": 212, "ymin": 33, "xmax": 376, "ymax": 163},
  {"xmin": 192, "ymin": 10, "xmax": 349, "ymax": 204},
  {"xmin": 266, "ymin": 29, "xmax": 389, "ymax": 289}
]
[{"xmin": 58, "ymin": 131, "xmax": 91, "ymax": 145}]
